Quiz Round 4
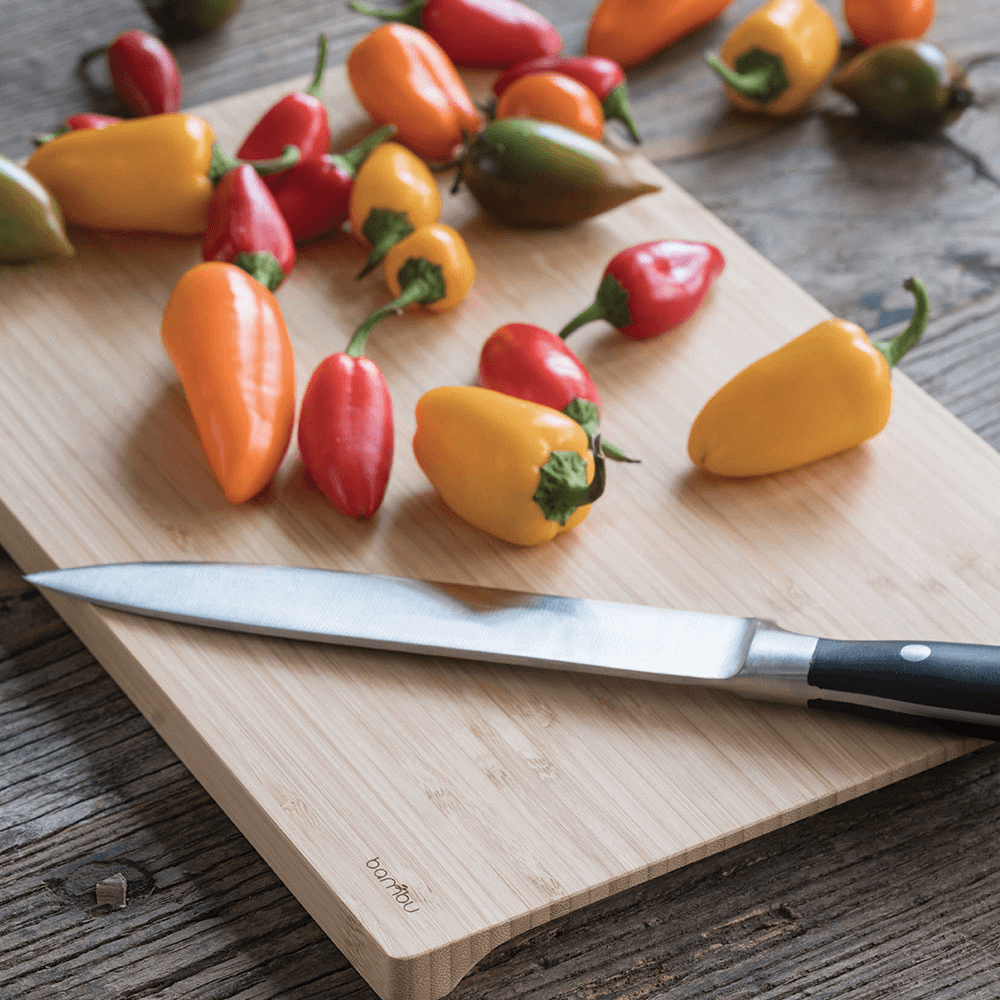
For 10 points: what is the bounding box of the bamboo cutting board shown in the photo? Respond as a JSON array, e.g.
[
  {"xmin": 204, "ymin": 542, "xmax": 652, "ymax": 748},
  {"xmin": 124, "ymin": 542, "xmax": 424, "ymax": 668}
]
[{"xmin": 3, "ymin": 67, "xmax": 1000, "ymax": 1000}]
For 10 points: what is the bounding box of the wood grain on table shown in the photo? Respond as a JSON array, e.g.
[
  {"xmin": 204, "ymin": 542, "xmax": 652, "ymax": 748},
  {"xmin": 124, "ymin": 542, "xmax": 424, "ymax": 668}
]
[{"xmin": 3, "ymin": 1, "xmax": 1000, "ymax": 998}]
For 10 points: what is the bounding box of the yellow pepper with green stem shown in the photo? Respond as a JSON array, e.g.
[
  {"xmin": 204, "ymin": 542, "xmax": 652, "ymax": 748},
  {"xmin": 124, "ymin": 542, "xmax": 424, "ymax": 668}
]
[{"xmin": 413, "ymin": 387, "xmax": 605, "ymax": 547}]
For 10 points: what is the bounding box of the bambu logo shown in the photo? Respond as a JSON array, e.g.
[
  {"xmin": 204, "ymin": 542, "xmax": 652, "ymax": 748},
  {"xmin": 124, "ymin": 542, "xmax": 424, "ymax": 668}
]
[{"xmin": 366, "ymin": 857, "xmax": 421, "ymax": 913}]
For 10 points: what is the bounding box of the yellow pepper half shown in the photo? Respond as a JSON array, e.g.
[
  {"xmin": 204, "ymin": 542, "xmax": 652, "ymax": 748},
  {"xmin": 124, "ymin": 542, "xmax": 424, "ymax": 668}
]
[
  {"xmin": 705, "ymin": 0, "xmax": 840, "ymax": 116},
  {"xmin": 687, "ymin": 278, "xmax": 929, "ymax": 477},
  {"xmin": 413, "ymin": 386, "xmax": 604, "ymax": 546},
  {"xmin": 26, "ymin": 114, "xmax": 216, "ymax": 235}
]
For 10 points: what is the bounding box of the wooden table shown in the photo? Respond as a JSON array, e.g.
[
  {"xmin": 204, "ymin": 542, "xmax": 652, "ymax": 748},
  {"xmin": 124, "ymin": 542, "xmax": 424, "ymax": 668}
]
[{"xmin": 4, "ymin": 0, "xmax": 1000, "ymax": 996}]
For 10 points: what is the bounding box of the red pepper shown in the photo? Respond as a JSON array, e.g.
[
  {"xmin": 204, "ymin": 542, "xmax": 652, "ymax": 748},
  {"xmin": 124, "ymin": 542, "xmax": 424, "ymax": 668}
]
[
  {"xmin": 559, "ymin": 240, "xmax": 725, "ymax": 341},
  {"xmin": 237, "ymin": 34, "xmax": 331, "ymax": 171},
  {"xmin": 492, "ymin": 54, "xmax": 641, "ymax": 142},
  {"xmin": 34, "ymin": 113, "xmax": 122, "ymax": 145},
  {"xmin": 349, "ymin": 0, "xmax": 562, "ymax": 69},
  {"xmin": 297, "ymin": 317, "xmax": 394, "ymax": 518},
  {"xmin": 107, "ymin": 30, "xmax": 182, "ymax": 115},
  {"xmin": 478, "ymin": 322, "xmax": 635, "ymax": 461},
  {"xmin": 203, "ymin": 164, "xmax": 296, "ymax": 291},
  {"xmin": 266, "ymin": 125, "xmax": 395, "ymax": 243}
]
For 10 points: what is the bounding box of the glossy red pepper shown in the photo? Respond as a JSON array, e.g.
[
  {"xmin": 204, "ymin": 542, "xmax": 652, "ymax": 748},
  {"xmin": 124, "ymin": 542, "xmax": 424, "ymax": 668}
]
[
  {"xmin": 34, "ymin": 113, "xmax": 122, "ymax": 145},
  {"xmin": 492, "ymin": 54, "xmax": 641, "ymax": 142},
  {"xmin": 559, "ymin": 240, "xmax": 725, "ymax": 341},
  {"xmin": 202, "ymin": 164, "xmax": 296, "ymax": 291},
  {"xmin": 297, "ymin": 319, "xmax": 394, "ymax": 518},
  {"xmin": 349, "ymin": 0, "xmax": 562, "ymax": 69},
  {"xmin": 107, "ymin": 30, "xmax": 182, "ymax": 115},
  {"xmin": 237, "ymin": 35, "xmax": 331, "ymax": 173},
  {"xmin": 266, "ymin": 125, "xmax": 395, "ymax": 243}
]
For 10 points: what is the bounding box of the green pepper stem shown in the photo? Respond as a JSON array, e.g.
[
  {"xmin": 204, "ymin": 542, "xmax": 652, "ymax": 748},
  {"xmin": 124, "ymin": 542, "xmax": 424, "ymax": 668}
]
[
  {"xmin": 705, "ymin": 49, "xmax": 790, "ymax": 104},
  {"xmin": 558, "ymin": 301, "xmax": 606, "ymax": 340},
  {"xmin": 872, "ymin": 277, "xmax": 930, "ymax": 368},
  {"xmin": 233, "ymin": 251, "xmax": 285, "ymax": 292},
  {"xmin": 603, "ymin": 83, "xmax": 641, "ymax": 144},
  {"xmin": 348, "ymin": 0, "xmax": 426, "ymax": 27},
  {"xmin": 346, "ymin": 272, "xmax": 439, "ymax": 355},
  {"xmin": 330, "ymin": 124, "xmax": 396, "ymax": 175},
  {"xmin": 209, "ymin": 143, "xmax": 301, "ymax": 182},
  {"xmin": 306, "ymin": 34, "xmax": 329, "ymax": 99},
  {"xmin": 599, "ymin": 439, "xmax": 640, "ymax": 463}
]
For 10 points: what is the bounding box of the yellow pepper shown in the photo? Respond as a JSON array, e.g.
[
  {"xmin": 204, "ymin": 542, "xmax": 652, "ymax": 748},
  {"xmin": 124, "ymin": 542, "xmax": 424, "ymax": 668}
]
[
  {"xmin": 705, "ymin": 0, "xmax": 840, "ymax": 116},
  {"xmin": 413, "ymin": 386, "xmax": 604, "ymax": 547},
  {"xmin": 687, "ymin": 278, "xmax": 929, "ymax": 477},
  {"xmin": 26, "ymin": 114, "xmax": 217, "ymax": 235}
]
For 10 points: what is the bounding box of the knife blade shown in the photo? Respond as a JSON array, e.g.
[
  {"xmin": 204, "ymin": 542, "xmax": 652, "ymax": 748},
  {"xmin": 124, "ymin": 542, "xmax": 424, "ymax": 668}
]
[{"xmin": 24, "ymin": 561, "xmax": 1000, "ymax": 738}]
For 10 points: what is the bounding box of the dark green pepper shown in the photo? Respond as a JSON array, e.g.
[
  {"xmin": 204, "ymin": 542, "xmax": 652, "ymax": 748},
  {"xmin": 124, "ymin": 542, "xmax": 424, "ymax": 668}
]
[
  {"xmin": 139, "ymin": 0, "xmax": 244, "ymax": 39},
  {"xmin": 452, "ymin": 117, "xmax": 660, "ymax": 227},
  {"xmin": 831, "ymin": 40, "xmax": 974, "ymax": 137},
  {"xmin": 0, "ymin": 155, "xmax": 74, "ymax": 262}
]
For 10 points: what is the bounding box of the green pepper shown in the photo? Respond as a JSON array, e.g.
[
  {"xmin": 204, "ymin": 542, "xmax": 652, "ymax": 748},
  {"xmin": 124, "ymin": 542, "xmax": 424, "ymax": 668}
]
[
  {"xmin": 831, "ymin": 40, "xmax": 974, "ymax": 136},
  {"xmin": 452, "ymin": 117, "xmax": 660, "ymax": 227},
  {"xmin": 139, "ymin": 0, "xmax": 244, "ymax": 38},
  {"xmin": 0, "ymin": 155, "xmax": 74, "ymax": 262}
]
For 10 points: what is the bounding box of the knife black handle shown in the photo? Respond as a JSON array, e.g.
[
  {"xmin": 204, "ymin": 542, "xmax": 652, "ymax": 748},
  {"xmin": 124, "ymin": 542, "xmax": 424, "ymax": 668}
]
[{"xmin": 806, "ymin": 637, "xmax": 1000, "ymax": 739}]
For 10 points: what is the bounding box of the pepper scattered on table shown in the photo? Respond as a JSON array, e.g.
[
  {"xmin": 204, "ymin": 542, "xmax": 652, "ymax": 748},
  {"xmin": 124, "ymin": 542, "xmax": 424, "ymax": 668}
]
[
  {"xmin": 107, "ymin": 29, "xmax": 183, "ymax": 115},
  {"xmin": 348, "ymin": 140, "xmax": 442, "ymax": 276},
  {"xmin": 586, "ymin": 0, "xmax": 732, "ymax": 70},
  {"xmin": 844, "ymin": 0, "xmax": 934, "ymax": 48},
  {"xmin": 495, "ymin": 72, "xmax": 605, "ymax": 142},
  {"xmin": 35, "ymin": 113, "xmax": 123, "ymax": 145},
  {"xmin": 687, "ymin": 277, "xmax": 930, "ymax": 477},
  {"xmin": 413, "ymin": 386, "xmax": 605, "ymax": 546},
  {"xmin": 830, "ymin": 39, "xmax": 973, "ymax": 136},
  {"xmin": 492, "ymin": 54, "xmax": 642, "ymax": 142},
  {"xmin": 452, "ymin": 117, "xmax": 660, "ymax": 227},
  {"xmin": 0, "ymin": 155, "xmax": 75, "ymax": 262},
  {"xmin": 348, "ymin": 0, "xmax": 562, "ymax": 69},
  {"xmin": 162, "ymin": 261, "xmax": 296, "ymax": 502},
  {"xmin": 202, "ymin": 163, "xmax": 296, "ymax": 290},
  {"xmin": 559, "ymin": 240, "xmax": 725, "ymax": 341},
  {"xmin": 705, "ymin": 0, "xmax": 840, "ymax": 116}
]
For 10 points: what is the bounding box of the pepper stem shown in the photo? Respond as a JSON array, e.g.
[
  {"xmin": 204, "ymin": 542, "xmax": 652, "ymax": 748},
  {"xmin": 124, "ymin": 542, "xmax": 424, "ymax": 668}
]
[
  {"xmin": 233, "ymin": 251, "xmax": 285, "ymax": 292},
  {"xmin": 357, "ymin": 207, "xmax": 415, "ymax": 278},
  {"xmin": 348, "ymin": 0, "xmax": 426, "ymax": 27},
  {"xmin": 705, "ymin": 48, "xmax": 790, "ymax": 104},
  {"xmin": 347, "ymin": 258, "xmax": 446, "ymax": 354},
  {"xmin": 558, "ymin": 302, "xmax": 605, "ymax": 340},
  {"xmin": 602, "ymin": 83, "xmax": 642, "ymax": 144},
  {"xmin": 330, "ymin": 124, "xmax": 397, "ymax": 175},
  {"xmin": 872, "ymin": 277, "xmax": 930, "ymax": 368},
  {"xmin": 558, "ymin": 274, "xmax": 632, "ymax": 339},
  {"xmin": 533, "ymin": 444, "xmax": 607, "ymax": 525},
  {"xmin": 306, "ymin": 34, "xmax": 329, "ymax": 99},
  {"xmin": 209, "ymin": 143, "xmax": 301, "ymax": 182}
]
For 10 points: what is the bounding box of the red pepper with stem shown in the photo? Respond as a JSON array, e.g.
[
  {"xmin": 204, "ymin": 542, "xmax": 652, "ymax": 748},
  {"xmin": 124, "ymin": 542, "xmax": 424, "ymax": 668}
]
[
  {"xmin": 266, "ymin": 124, "xmax": 396, "ymax": 243},
  {"xmin": 298, "ymin": 317, "xmax": 394, "ymax": 519},
  {"xmin": 34, "ymin": 113, "xmax": 122, "ymax": 145},
  {"xmin": 237, "ymin": 34, "xmax": 332, "ymax": 177},
  {"xmin": 492, "ymin": 54, "xmax": 641, "ymax": 142},
  {"xmin": 559, "ymin": 240, "xmax": 725, "ymax": 341},
  {"xmin": 203, "ymin": 164, "xmax": 296, "ymax": 290},
  {"xmin": 478, "ymin": 322, "xmax": 636, "ymax": 461},
  {"xmin": 107, "ymin": 30, "xmax": 182, "ymax": 115},
  {"xmin": 349, "ymin": 0, "xmax": 562, "ymax": 69}
]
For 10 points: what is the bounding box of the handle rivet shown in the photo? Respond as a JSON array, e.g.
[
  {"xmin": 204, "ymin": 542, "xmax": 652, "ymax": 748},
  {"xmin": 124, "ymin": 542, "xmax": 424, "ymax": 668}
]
[{"xmin": 900, "ymin": 643, "xmax": 932, "ymax": 662}]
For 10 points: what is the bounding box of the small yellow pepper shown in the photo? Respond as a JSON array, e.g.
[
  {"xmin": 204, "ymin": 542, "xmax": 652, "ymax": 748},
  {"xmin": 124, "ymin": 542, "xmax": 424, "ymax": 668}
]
[
  {"xmin": 705, "ymin": 0, "xmax": 840, "ymax": 116},
  {"xmin": 26, "ymin": 114, "xmax": 217, "ymax": 235},
  {"xmin": 687, "ymin": 278, "xmax": 929, "ymax": 477},
  {"xmin": 413, "ymin": 387, "xmax": 604, "ymax": 547}
]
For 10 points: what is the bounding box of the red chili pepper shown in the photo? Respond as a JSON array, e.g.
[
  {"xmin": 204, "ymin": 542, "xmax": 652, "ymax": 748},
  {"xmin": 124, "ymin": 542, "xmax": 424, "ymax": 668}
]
[
  {"xmin": 203, "ymin": 164, "xmax": 296, "ymax": 291},
  {"xmin": 478, "ymin": 322, "xmax": 636, "ymax": 461},
  {"xmin": 559, "ymin": 240, "xmax": 725, "ymax": 341},
  {"xmin": 349, "ymin": 0, "xmax": 562, "ymax": 69},
  {"xmin": 266, "ymin": 124, "xmax": 396, "ymax": 243},
  {"xmin": 34, "ymin": 113, "xmax": 122, "ymax": 145},
  {"xmin": 492, "ymin": 54, "xmax": 641, "ymax": 142},
  {"xmin": 237, "ymin": 34, "xmax": 331, "ymax": 170},
  {"xmin": 297, "ymin": 318, "xmax": 394, "ymax": 518},
  {"xmin": 107, "ymin": 30, "xmax": 182, "ymax": 115}
]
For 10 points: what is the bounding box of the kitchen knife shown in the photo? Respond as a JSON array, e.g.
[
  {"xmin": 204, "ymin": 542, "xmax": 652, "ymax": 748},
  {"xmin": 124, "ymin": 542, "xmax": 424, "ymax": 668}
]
[{"xmin": 24, "ymin": 561, "xmax": 1000, "ymax": 738}]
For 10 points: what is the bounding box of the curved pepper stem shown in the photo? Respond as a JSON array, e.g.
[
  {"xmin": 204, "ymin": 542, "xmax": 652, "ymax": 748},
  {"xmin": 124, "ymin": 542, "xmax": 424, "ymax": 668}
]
[
  {"xmin": 558, "ymin": 274, "xmax": 633, "ymax": 339},
  {"xmin": 330, "ymin": 124, "xmax": 397, "ymax": 175},
  {"xmin": 349, "ymin": 0, "xmax": 427, "ymax": 28},
  {"xmin": 561, "ymin": 399, "xmax": 639, "ymax": 463},
  {"xmin": 872, "ymin": 277, "xmax": 930, "ymax": 368},
  {"xmin": 347, "ymin": 257, "xmax": 447, "ymax": 354},
  {"xmin": 533, "ymin": 440, "xmax": 607, "ymax": 525},
  {"xmin": 705, "ymin": 48, "xmax": 790, "ymax": 104},
  {"xmin": 209, "ymin": 143, "xmax": 301, "ymax": 183},
  {"xmin": 306, "ymin": 34, "xmax": 329, "ymax": 99},
  {"xmin": 602, "ymin": 83, "xmax": 642, "ymax": 144}
]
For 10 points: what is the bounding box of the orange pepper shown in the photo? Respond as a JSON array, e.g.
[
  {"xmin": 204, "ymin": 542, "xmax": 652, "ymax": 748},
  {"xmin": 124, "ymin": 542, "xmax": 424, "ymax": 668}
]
[
  {"xmin": 161, "ymin": 261, "xmax": 296, "ymax": 503},
  {"xmin": 844, "ymin": 0, "xmax": 934, "ymax": 48},
  {"xmin": 347, "ymin": 24, "xmax": 481, "ymax": 162},
  {"xmin": 494, "ymin": 71, "xmax": 605, "ymax": 142},
  {"xmin": 586, "ymin": 0, "xmax": 732, "ymax": 70}
]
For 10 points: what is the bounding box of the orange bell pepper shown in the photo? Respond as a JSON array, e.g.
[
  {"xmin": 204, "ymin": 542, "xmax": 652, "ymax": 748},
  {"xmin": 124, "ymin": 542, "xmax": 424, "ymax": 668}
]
[
  {"xmin": 586, "ymin": 0, "xmax": 732, "ymax": 70},
  {"xmin": 494, "ymin": 71, "xmax": 605, "ymax": 142},
  {"xmin": 161, "ymin": 261, "xmax": 296, "ymax": 503},
  {"xmin": 347, "ymin": 24, "xmax": 482, "ymax": 162}
]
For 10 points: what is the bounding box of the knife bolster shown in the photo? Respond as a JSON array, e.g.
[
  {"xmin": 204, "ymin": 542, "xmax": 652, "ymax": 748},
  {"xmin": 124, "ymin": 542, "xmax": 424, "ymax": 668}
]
[{"xmin": 727, "ymin": 622, "xmax": 818, "ymax": 705}]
